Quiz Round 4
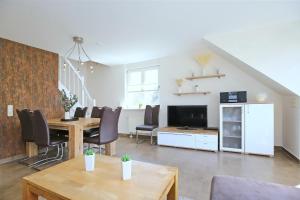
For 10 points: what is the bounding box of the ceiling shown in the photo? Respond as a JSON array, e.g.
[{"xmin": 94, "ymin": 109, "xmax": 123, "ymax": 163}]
[{"xmin": 1, "ymin": 0, "xmax": 300, "ymax": 65}]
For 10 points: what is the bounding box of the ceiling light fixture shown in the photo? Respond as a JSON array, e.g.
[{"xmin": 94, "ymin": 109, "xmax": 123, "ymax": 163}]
[{"xmin": 63, "ymin": 36, "xmax": 93, "ymax": 73}]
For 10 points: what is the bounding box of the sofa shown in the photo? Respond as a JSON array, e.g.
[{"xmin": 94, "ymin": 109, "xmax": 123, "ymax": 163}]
[{"xmin": 210, "ymin": 176, "xmax": 300, "ymax": 200}]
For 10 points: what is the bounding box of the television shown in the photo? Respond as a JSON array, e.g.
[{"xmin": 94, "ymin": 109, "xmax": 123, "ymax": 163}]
[{"xmin": 167, "ymin": 105, "xmax": 207, "ymax": 128}]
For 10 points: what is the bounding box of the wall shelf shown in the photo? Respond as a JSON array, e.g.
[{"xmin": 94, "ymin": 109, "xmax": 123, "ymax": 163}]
[
  {"xmin": 185, "ymin": 73, "xmax": 226, "ymax": 80},
  {"xmin": 173, "ymin": 91, "xmax": 211, "ymax": 96}
]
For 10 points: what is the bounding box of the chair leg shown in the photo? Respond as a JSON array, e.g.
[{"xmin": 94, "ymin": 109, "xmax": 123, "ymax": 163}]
[
  {"xmin": 99, "ymin": 145, "xmax": 101, "ymax": 155},
  {"xmin": 29, "ymin": 144, "xmax": 62, "ymax": 168},
  {"xmin": 151, "ymin": 131, "xmax": 153, "ymax": 145},
  {"xmin": 136, "ymin": 130, "xmax": 138, "ymax": 143},
  {"xmin": 32, "ymin": 144, "xmax": 64, "ymax": 168}
]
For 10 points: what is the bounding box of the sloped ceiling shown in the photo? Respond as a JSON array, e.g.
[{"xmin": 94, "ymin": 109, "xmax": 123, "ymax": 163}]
[
  {"xmin": 0, "ymin": 0, "xmax": 300, "ymax": 65},
  {"xmin": 204, "ymin": 21, "xmax": 300, "ymax": 96}
]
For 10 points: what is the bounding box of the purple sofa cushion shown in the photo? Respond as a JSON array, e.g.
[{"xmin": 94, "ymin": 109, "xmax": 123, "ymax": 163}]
[{"xmin": 210, "ymin": 176, "xmax": 300, "ymax": 200}]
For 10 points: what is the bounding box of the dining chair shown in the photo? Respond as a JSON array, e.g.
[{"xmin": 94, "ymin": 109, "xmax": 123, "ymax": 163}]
[
  {"xmin": 136, "ymin": 105, "xmax": 160, "ymax": 144},
  {"xmin": 90, "ymin": 106, "xmax": 104, "ymax": 118},
  {"xmin": 83, "ymin": 107, "xmax": 122, "ymax": 154},
  {"xmin": 74, "ymin": 107, "xmax": 88, "ymax": 118},
  {"xmin": 84, "ymin": 106, "xmax": 111, "ymax": 138},
  {"xmin": 29, "ymin": 110, "xmax": 68, "ymax": 167}
]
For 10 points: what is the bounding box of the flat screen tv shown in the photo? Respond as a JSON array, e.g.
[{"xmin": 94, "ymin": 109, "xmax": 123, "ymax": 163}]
[{"xmin": 168, "ymin": 105, "xmax": 207, "ymax": 128}]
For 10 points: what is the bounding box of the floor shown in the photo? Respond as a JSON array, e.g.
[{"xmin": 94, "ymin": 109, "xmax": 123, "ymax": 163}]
[{"xmin": 1, "ymin": 137, "xmax": 300, "ymax": 200}]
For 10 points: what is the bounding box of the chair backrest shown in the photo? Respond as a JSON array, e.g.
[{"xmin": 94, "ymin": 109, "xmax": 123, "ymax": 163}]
[
  {"xmin": 144, "ymin": 105, "xmax": 160, "ymax": 126},
  {"xmin": 91, "ymin": 106, "xmax": 111, "ymax": 118},
  {"xmin": 74, "ymin": 107, "xmax": 88, "ymax": 118},
  {"xmin": 91, "ymin": 106, "xmax": 102, "ymax": 118},
  {"xmin": 32, "ymin": 110, "xmax": 50, "ymax": 147},
  {"xmin": 144, "ymin": 105, "xmax": 153, "ymax": 125},
  {"xmin": 16, "ymin": 109, "xmax": 34, "ymax": 142},
  {"xmin": 152, "ymin": 105, "xmax": 160, "ymax": 126},
  {"xmin": 99, "ymin": 107, "xmax": 122, "ymax": 144}
]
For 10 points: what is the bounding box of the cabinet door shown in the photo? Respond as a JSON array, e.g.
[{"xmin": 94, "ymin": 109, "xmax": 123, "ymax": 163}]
[
  {"xmin": 158, "ymin": 132, "xmax": 195, "ymax": 148},
  {"xmin": 220, "ymin": 104, "xmax": 244, "ymax": 152},
  {"xmin": 245, "ymin": 104, "xmax": 274, "ymax": 155}
]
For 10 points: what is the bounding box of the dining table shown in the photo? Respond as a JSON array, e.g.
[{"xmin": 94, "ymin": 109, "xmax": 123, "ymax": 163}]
[{"xmin": 25, "ymin": 117, "xmax": 116, "ymax": 159}]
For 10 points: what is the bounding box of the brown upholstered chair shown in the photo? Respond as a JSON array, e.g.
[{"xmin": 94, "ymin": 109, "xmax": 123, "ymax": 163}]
[
  {"xmin": 74, "ymin": 107, "xmax": 88, "ymax": 118},
  {"xmin": 16, "ymin": 109, "xmax": 34, "ymax": 143},
  {"xmin": 84, "ymin": 106, "xmax": 111, "ymax": 138},
  {"xmin": 84, "ymin": 107, "xmax": 122, "ymax": 153},
  {"xmin": 29, "ymin": 110, "xmax": 68, "ymax": 167},
  {"xmin": 136, "ymin": 105, "xmax": 160, "ymax": 144},
  {"xmin": 90, "ymin": 106, "xmax": 104, "ymax": 118}
]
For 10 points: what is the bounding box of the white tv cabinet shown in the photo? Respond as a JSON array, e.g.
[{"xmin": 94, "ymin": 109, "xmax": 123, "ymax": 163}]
[{"xmin": 157, "ymin": 127, "xmax": 218, "ymax": 152}]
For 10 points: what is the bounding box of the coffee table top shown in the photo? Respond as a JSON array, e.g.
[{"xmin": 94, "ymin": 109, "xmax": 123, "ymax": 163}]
[{"xmin": 23, "ymin": 155, "xmax": 178, "ymax": 200}]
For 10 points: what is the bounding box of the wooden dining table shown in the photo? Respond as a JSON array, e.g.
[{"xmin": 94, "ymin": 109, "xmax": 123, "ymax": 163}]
[
  {"xmin": 23, "ymin": 155, "xmax": 178, "ymax": 200},
  {"xmin": 25, "ymin": 118, "xmax": 116, "ymax": 159}
]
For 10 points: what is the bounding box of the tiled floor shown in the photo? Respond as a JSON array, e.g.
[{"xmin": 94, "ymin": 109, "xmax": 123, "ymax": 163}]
[{"xmin": 1, "ymin": 136, "xmax": 300, "ymax": 200}]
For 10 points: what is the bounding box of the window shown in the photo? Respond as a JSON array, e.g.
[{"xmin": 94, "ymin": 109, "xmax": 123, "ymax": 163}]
[{"xmin": 125, "ymin": 66, "xmax": 159, "ymax": 108}]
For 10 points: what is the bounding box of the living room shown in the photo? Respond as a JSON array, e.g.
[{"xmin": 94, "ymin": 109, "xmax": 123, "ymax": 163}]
[{"xmin": 1, "ymin": 1, "xmax": 300, "ymax": 200}]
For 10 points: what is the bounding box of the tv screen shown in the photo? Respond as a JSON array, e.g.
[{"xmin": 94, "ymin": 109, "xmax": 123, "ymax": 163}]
[{"xmin": 168, "ymin": 105, "xmax": 207, "ymax": 128}]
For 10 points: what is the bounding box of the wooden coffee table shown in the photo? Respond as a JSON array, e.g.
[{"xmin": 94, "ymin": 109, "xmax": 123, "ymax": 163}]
[{"xmin": 23, "ymin": 155, "xmax": 178, "ymax": 200}]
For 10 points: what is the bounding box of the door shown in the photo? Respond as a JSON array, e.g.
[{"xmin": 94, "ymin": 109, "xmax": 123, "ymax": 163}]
[
  {"xmin": 220, "ymin": 104, "xmax": 244, "ymax": 152},
  {"xmin": 245, "ymin": 104, "xmax": 274, "ymax": 155}
]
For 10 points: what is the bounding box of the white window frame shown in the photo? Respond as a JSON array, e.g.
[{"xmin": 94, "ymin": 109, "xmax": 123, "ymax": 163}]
[{"xmin": 125, "ymin": 65, "xmax": 160, "ymax": 109}]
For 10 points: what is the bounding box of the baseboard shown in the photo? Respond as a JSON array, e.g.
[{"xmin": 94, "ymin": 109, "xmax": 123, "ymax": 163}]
[
  {"xmin": 0, "ymin": 154, "xmax": 26, "ymax": 165},
  {"xmin": 278, "ymin": 146, "xmax": 300, "ymax": 163}
]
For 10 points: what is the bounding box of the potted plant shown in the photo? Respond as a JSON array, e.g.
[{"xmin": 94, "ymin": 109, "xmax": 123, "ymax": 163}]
[
  {"xmin": 60, "ymin": 89, "xmax": 78, "ymax": 119},
  {"xmin": 84, "ymin": 148, "xmax": 95, "ymax": 172},
  {"xmin": 121, "ymin": 154, "xmax": 132, "ymax": 180}
]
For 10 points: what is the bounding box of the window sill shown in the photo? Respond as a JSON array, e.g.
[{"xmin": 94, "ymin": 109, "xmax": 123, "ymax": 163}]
[{"xmin": 123, "ymin": 108, "xmax": 145, "ymax": 111}]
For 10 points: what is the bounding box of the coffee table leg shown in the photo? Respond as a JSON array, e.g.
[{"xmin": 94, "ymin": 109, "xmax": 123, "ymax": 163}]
[
  {"xmin": 167, "ymin": 171, "xmax": 179, "ymax": 200},
  {"xmin": 26, "ymin": 142, "xmax": 38, "ymax": 158},
  {"xmin": 105, "ymin": 141, "xmax": 116, "ymax": 156},
  {"xmin": 23, "ymin": 180, "xmax": 38, "ymax": 200},
  {"xmin": 68, "ymin": 125, "xmax": 83, "ymax": 159}
]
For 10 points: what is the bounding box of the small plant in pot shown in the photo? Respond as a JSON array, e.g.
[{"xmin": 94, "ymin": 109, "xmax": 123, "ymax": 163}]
[
  {"xmin": 84, "ymin": 148, "xmax": 95, "ymax": 172},
  {"xmin": 60, "ymin": 89, "xmax": 78, "ymax": 119},
  {"xmin": 121, "ymin": 154, "xmax": 132, "ymax": 180}
]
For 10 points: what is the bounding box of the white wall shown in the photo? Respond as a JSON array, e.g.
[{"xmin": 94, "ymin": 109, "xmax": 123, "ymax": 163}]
[
  {"xmin": 283, "ymin": 96, "xmax": 300, "ymax": 158},
  {"xmin": 84, "ymin": 50, "xmax": 283, "ymax": 146},
  {"xmin": 205, "ymin": 21, "xmax": 300, "ymax": 96}
]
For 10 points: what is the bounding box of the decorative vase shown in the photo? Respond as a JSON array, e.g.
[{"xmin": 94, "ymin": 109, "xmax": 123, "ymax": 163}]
[
  {"xmin": 64, "ymin": 112, "xmax": 70, "ymax": 119},
  {"xmin": 85, "ymin": 154, "xmax": 95, "ymax": 171},
  {"xmin": 122, "ymin": 160, "xmax": 132, "ymax": 180}
]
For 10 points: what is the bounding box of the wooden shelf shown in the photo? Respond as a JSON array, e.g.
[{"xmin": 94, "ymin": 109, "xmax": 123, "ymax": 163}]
[
  {"xmin": 173, "ymin": 91, "xmax": 211, "ymax": 96},
  {"xmin": 185, "ymin": 73, "xmax": 225, "ymax": 80}
]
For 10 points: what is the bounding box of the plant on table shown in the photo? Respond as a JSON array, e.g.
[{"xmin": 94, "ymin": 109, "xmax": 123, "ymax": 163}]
[
  {"xmin": 84, "ymin": 148, "xmax": 95, "ymax": 172},
  {"xmin": 60, "ymin": 89, "xmax": 78, "ymax": 119},
  {"xmin": 121, "ymin": 154, "xmax": 132, "ymax": 180}
]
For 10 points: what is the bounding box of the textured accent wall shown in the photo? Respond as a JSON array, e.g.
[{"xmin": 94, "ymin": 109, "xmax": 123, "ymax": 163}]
[{"xmin": 0, "ymin": 38, "xmax": 63, "ymax": 159}]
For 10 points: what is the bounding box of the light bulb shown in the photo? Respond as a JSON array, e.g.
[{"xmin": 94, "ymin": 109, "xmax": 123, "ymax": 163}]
[
  {"xmin": 91, "ymin": 70, "xmax": 94, "ymax": 73},
  {"xmin": 90, "ymin": 65, "xmax": 94, "ymax": 70},
  {"xmin": 80, "ymin": 61, "xmax": 84, "ymax": 65},
  {"xmin": 63, "ymin": 62, "xmax": 67, "ymax": 67}
]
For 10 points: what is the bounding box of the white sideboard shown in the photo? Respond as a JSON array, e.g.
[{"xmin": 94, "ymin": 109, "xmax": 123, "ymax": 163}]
[
  {"xmin": 157, "ymin": 127, "xmax": 218, "ymax": 152},
  {"xmin": 220, "ymin": 103, "xmax": 274, "ymax": 156}
]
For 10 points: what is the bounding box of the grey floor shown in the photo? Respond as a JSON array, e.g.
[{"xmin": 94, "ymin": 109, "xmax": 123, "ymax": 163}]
[{"xmin": 1, "ymin": 136, "xmax": 300, "ymax": 200}]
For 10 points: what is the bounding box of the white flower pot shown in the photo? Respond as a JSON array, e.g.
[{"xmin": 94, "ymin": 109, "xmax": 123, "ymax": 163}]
[
  {"xmin": 64, "ymin": 112, "xmax": 70, "ymax": 119},
  {"xmin": 85, "ymin": 154, "xmax": 95, "ymax": 171},
  {"xmin": 122, "ymin": 160, "xmax": 132, "ymax": 180}
]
